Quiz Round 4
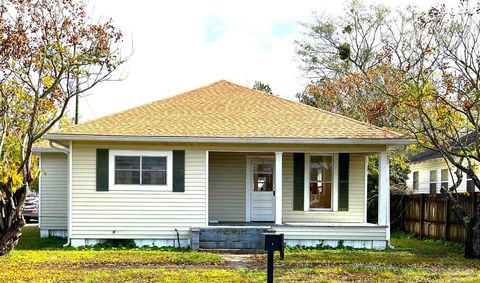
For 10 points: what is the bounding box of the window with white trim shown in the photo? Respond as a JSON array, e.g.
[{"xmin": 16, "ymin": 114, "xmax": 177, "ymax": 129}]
[
  {"xmin": 114, "ymin": 156, "xmax": 167, "ymax": 185},
  {"xmin": 429, "ymin": 170, "xmax": 437, "ymax": 194},
  {"xmin": 467, "ymin": 174, "xmax": 475, "ymax": 192},
  {"xmin": 413, "ymin": 171, "xmax": 419, "ymax": 191},
  {"xmin": 307, "ymin": 155, "xmax": 335, "ymax": 210},
  {"xmin": 441, "ymin": 169, "xmax": 449, "ymax": 191},
  {"xmin": 109, "ymin": 150, "xmax": 172, "ymax": 190}
]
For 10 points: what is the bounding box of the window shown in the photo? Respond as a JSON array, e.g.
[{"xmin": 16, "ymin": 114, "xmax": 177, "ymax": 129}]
[
  {"xmin": 429, "ymin": 170, "xmax": 437, "ymax": 195},
  {"xmin": 109, "ymin": 150, "xmax": 172, "ymax": 189},
  {"xmin": 308, "ymin": 155, "xmax": 334, "ymax": 209},
  {"xmin": 467, "ymin": 174, "xmax": 475, "ymax": 193},
  {"xmin": 253, "ymin": 163, "xmax": 273, "ymax": 192},
  {"xmin": 115, "ymin": 156, "xmax": 167, "ymax": 185},
  {"xmin": 413, "ymin": 171, "xmax": 419, "ymax": 191},
  {"xmin": 441, "ymin": 169, "xmax": 449, "ymax": 191},
  {"xmin": 115, "ymin": 156, "xmax": 140, "ymax": 184}
]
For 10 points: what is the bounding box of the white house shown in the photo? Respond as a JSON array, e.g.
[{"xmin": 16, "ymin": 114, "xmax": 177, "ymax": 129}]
[
  {"xmin": 406, "ymin": 148, "xmax": 479, "ymax": 194},
  {"xmin": 35, "ymin": 80, "xmax": 413, "ymax": 250}
]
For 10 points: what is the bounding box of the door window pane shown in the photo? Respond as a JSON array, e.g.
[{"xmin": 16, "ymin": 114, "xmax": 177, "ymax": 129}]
[
  {"xmin": 253, "ymin": 163, "xmax": 273, "ymax": 173},
  {"xmin": 254, "ymin": 173, "xmax": 273, "ymax": 191}
]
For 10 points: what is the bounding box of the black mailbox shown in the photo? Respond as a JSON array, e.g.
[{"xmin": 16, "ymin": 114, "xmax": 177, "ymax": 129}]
[
  {"xmin": 262, "ymin": 233, "xmax": 284, "ymax": 283},
  {"xmin": 263, "ymin": 233, "xmax": 284, "ymax": 257}
]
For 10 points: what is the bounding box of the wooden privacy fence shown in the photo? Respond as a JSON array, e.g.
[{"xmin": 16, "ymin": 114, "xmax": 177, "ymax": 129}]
[{"xmin": 402, "ymin": 193, "xmax": 479, "ymax": 242}]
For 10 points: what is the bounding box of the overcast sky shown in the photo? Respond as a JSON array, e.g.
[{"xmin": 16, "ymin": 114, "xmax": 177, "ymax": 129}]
[{"xmin": 77, "ymin": 0, "xmax": 445, "ymax": 122}]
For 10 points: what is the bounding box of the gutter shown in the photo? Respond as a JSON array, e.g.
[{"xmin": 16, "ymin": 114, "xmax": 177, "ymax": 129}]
[
  {"xmin": 49, "ymin": 141, "xmax": 69, "ymax": 153},
  {"xmin": 44, "ymin": 134, "xmax": 416, "ymax": 145},
  {"xmin": 64, "ymin": 140, "xmax": 73, "ymax": 247},
  {"xmin": 47, "ymin": 140, "xmax": 71, "ymax": 247}
]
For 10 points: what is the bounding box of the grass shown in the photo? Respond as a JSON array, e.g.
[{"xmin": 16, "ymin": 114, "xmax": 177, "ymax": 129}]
[
  {"xmin": 253, "ymin": 232, "xmax": 477, "ymax": 268},
  {"xmin": 15, "ymin": 225, "xmax": 66, "ymax": 250},
  {"xmin": 1, "ymin": 226, "xmax": 479, "ymax": 282}
]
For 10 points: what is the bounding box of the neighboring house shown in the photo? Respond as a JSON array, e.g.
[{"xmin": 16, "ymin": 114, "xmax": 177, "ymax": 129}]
[
  {"xmin": 37, "ymin": 80, "xmax": 412, "ymax": 250},
  {"xmin": 33, "ymin": 141, "xmax": 69, "ymax": 238},
  {"xmin": 406, "ymin": 147, "xmax": 479, "ymax": 194}
]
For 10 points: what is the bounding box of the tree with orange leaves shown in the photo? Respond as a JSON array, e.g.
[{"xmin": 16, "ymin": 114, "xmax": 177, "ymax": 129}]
[{"xmin": 0, "ymin": 0, "xmax": 125, "ymax": 255}]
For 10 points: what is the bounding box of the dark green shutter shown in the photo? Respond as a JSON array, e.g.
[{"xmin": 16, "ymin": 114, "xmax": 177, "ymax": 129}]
[
  {"xmin": 338, "ymin": 153, "xmax": 350, "ymax": 211},
  {"xmin": 96, "ymin": 149, "xmax": 109, "ymax": 191},
  {"xmin": 173, "ymin": 150, "xmax": 185, "ymax": 192},
  {"xmin": 293, "ymin": 153, "xmax": 305, "ymax": 211}
]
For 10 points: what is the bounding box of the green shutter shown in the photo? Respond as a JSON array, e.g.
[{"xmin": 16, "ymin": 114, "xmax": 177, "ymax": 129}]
[
  {"xmin": 96, "ymin": 149, "xmax": 109, "ymax": 191},
  {"xmin": 338, "ymin": 153, "xmax": 350, "ymax": 211},
  {"xmin": 173, "ymin": 150, "xmax": 185, "ymax": 192},
  {"xmin": 293, "ymin": 153, "xmax": 305, "ymax": 211}
]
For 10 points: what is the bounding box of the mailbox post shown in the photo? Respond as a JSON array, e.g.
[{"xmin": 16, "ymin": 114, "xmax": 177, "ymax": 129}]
[{"xmin": 262, "ymin": 233, "xmax": 284, "ymax": 283}]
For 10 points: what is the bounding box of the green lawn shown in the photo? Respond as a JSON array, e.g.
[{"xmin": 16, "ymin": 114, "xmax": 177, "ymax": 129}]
[{"xmin": 1, "ymin": 226, "xmax": 479, "ymax": 282}]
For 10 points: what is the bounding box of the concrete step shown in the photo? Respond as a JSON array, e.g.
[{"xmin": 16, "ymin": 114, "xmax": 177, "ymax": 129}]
[
  {"xmin": 196, "ymin": 227, "xmax": 273, "ymax": 251},
  {"xmin": 199, "ymin": 241, "xmax": 260, "ymax": 250},
  {"xmin": 199, "ymin": 248, "xmax": 264, "ymax": 254},
  {"xmin": 199, "ymin": 233, "xmax": 263, "ymax": 242}
]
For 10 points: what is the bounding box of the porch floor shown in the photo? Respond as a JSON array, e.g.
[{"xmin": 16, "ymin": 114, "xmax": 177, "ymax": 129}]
[
  {"xmin": 207, "ymin": 221, "xmax": 386, "ymax": 228},
  {"xmin": 208, "ymin": 221, "xmax": 274, "ymax": 227}
]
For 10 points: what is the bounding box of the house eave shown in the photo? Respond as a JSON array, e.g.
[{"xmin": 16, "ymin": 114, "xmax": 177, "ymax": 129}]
[{"xmin": 44, "ymin": 134, "xmax": 416, "ymax": 145}]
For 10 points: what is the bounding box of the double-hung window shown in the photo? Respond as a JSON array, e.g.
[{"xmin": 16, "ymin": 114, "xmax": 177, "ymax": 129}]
[
  {"xmin": 413, "ymin": 171, "xmax": 419, "ymax": 191},
  {"xmin": 441, "ymin": 169, "xmax": 449, "ymax": 191},
  {"xmin": 305, "ymin": 154, "xmax": 338, "ymax": 211},
  {"xmin": 109, "ymin": 150, "xmax": 172, "ymax": 190},
  {"xmin": 429, "ymin": 170, "xmax": 437, "ymax": 195},
  {"xmin": 467, "ymin": 174, "xmax": 475, "ymax": 193}
]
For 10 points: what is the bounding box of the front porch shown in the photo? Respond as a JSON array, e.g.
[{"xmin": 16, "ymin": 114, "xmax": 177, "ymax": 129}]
[
  {"xmin": 203, "ymin": 149, "xmax": 391, "ymax": 251},
  {"xmin": 191, "ymin": 222, "xmax": 388, "ymax": 251}
]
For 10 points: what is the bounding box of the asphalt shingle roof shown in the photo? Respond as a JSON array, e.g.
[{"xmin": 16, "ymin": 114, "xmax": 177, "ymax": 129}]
[{"xmin": 51, "ymin": 80, "xmax": 407, "ymax": 141}]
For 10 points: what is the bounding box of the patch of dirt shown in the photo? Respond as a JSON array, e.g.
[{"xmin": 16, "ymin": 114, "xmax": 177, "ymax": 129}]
[{"xmin": 220, "ymin": 254, "xmax": 257, "ymax": 269}]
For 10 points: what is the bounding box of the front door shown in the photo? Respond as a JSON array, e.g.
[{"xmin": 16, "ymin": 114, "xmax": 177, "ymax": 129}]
[{"xmin": 250, "ymin": 159, "xmax": 275, "ymax": 221}]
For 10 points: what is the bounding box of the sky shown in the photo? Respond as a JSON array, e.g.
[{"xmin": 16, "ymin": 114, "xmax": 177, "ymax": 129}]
[{"xmin": 77, "ymin": 0, "xmax": 445, "ymax": 122}]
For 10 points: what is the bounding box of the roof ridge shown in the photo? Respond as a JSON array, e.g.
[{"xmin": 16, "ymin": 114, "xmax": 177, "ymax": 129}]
[{"xmin": 222, "ymin": 80, "xmax": 406, "ymax": 138}]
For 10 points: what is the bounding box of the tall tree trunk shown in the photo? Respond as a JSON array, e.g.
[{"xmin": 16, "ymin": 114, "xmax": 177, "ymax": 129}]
[
  {"xmin": 462, "ymin": 193, "xmax": 480, "ymax": 258},
  {"xmin": 464, "ymin": 219, "xmax": 480, "ymax": 258},
  {"xmin": 0, "ymin": 181, "xmax": 27, "ymax": 256}
]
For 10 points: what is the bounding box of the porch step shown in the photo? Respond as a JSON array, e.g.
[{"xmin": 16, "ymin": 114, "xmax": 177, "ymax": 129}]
[{"xmin": 197, "ymin": 227, "xmax": 274, "ymax": 251}]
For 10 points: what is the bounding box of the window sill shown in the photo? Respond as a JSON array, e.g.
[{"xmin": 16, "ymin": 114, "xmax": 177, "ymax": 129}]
[
  {"xmin": 110, "ymin": 184, "xmax": 172, "ymax": 191},
  {"xmin": 303, "ymin": 209, "xmax": 336, "ymax": 213}
]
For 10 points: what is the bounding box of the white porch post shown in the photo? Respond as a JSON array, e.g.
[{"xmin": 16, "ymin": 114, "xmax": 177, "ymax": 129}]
[
  {"xmin": 378, "ymin": 151, "xmax": 390, "ymax": 242},
  {"xmin": 275, "ymin": 152, "xmax": 283, "ymax": 225}
]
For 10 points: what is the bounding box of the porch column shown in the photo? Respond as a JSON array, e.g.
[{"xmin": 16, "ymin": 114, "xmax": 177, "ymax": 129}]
[
  {"xmin": 378, "ymin": 151, "xmax": 390, "ymax": 242},
  {"xmin": 275, "ymin": 152, "xmax": 283, "ymax": 225}
]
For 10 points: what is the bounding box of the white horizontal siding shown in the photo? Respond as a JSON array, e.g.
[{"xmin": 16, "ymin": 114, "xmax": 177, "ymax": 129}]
[
  {"xmin": 71, "ymin": 142, "xmax": 206, "ymax": 239},
  {"xmin": 40, "ymin": 153, "xmax": 68, "ymax": 230},
  {"xmin": 208, "ymin": 152, "xmax": 367, "ymax": 224},
  {"xmin": 208, "ymin": 152, "xmax": 247, "ymax": 221},
  {"xmin": 282, "ymin": 153, "xmax": 366, "ymax": 223},
  {"xmin": 407, "ymin": 158, "xmax": 479, "ymax": 194}
]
